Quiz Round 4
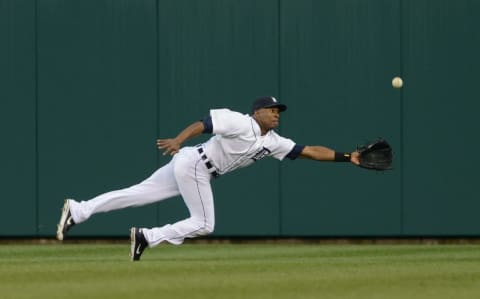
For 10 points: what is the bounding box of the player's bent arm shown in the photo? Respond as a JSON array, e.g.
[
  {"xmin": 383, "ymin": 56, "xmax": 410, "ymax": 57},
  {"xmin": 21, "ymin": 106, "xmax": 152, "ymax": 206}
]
[
  {"xmin": 173, "ymin": 121, "xmax": 205, "ymax": 144},
  {"xmin": 157, "ymin": 121, "xmax": 205, "ymax": 156}
]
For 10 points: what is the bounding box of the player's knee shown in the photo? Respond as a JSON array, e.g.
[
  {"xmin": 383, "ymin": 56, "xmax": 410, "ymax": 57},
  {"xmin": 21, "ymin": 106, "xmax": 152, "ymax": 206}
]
[
  {"xmin": 193, "ymin": 218, "xmax": 214, "ymax": 236},
  {"xmin": 203, "ymin": 222, "xmax": 215, "ymax": 235},
  {"xmin": 199, "ymin": 223, "xmax": 214, "ymax": 236}
]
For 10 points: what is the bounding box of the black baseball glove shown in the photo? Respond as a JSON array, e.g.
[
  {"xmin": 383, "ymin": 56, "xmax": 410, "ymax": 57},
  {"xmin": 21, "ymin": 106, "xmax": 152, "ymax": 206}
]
[{"xmin": 357, "ymin": 138, "xmax": 393, "ymax": 170}]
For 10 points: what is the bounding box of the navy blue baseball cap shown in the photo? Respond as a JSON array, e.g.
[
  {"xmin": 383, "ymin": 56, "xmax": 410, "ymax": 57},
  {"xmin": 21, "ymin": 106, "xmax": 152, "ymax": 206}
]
[{"xmin": 251, "ymin": 96, "xmax": 287, "ymax": 114}]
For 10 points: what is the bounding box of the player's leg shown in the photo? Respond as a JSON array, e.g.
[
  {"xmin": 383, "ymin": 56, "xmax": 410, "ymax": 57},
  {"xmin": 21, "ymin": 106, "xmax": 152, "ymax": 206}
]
[
  {"xmin": 57, "ymin": 158, "xmax": 180, "ymax": 240},
  {"xmin": 69, "ymin": 159, "xmax": 180, "ymax": 224},
  {"xmin": 141, "ymin": 149, "xmax": 215, "ymax": 247}
]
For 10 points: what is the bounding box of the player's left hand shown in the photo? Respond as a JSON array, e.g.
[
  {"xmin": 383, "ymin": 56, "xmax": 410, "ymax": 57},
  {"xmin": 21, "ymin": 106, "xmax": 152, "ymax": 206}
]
[
  {"xmin": 350, "ymin": 151, "xmax": 360, "ymax": 165},
  {"xmin": 157, "ymin": 138, "xmax": 181, "ymax": 156}
]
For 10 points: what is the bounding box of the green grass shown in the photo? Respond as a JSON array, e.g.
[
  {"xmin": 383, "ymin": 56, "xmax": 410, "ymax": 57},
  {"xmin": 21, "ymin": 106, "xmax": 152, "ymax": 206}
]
[{"xmin": 1, "ymin": 243, "xmax": 480, "ymax": 299}]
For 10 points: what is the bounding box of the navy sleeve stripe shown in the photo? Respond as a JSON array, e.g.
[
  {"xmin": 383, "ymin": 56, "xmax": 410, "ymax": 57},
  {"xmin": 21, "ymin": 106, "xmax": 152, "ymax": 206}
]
[
  {"xmin": 202, "ymin": 115, "xmax": 213, "ymax": 134},
  {"xmin": 286, "ymin": 144, "xmax": 305, "ymax": 160}
]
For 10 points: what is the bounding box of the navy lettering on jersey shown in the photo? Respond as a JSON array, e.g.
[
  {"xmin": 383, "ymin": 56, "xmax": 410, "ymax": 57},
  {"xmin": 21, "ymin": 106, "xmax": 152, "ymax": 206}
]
[{"xmin": 251, "ymin": 147, "xmax": 272, "ymax": 162}]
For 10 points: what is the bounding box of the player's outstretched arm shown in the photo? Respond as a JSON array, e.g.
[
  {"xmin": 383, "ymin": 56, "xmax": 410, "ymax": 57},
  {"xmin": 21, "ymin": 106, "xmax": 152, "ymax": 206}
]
[
  {"xmin": 157, "ymin": 121, "xmax": 205, "ymax": 156},
  {"xmin": 299, "ymin": 145, "xmax": 360, "ymax": 165}
]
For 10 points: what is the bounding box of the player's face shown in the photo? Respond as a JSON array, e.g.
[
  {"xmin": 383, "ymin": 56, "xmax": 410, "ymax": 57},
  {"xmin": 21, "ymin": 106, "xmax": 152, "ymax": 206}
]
[{"xmin": 254, "ymin": 107, "xmax": 281, "ymax": 132}]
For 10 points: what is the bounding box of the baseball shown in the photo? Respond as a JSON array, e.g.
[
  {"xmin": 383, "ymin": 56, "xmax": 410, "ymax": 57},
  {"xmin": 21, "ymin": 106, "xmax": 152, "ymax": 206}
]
[{"xmin": 392, "ymin": 76, "xmax": 403, "ymax": 89}]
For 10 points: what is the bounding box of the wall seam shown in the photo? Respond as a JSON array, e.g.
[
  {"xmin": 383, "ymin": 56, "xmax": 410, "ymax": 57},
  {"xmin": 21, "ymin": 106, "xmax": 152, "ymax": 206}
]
[
  {"xmin": 34, "ymin": 0, "xmax": 40, "ymax": 236},
  {"xmin": 399, "ymin": 0, "xmax": 405, "ymax": 236},
  {"xmin": 155, "ymin": 0, "xmax": 161, "ymax": 228},
  {"xmin": 277, "ymin": 0, "xmax": 283, "ymax": 237}
]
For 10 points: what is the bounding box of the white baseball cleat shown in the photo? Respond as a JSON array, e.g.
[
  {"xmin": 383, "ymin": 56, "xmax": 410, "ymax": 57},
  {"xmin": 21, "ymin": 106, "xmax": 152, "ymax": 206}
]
[{"xmin": 56, "ymin": 199, "xmax": 76, "ymax": 241}]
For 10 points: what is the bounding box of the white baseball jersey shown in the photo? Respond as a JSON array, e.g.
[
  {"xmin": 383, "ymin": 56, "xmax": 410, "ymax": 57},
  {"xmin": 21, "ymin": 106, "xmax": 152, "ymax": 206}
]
[{"xmin": 201, "ymin": 108, "xmax": 297, "ymax": 175}]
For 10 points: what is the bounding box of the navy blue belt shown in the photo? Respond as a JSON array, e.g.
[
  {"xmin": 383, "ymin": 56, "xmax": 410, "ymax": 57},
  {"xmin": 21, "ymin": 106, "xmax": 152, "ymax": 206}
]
[{"xmin": 197, "ymin": 147, "xmax": 219, "ymax": 178}]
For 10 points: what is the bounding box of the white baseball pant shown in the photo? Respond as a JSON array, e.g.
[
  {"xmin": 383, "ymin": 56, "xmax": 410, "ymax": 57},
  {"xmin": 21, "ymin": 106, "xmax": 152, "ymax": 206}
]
[{"xmin": 68, "ymin": 146, "xmax": 215, "ymax": 246}]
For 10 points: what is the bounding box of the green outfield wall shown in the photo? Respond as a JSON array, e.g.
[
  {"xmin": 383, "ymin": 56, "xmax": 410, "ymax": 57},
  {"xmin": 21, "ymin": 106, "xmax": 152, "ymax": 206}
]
[{"xmin": 1, "ymin": 0, "xmax": 479, "ymax": 237}]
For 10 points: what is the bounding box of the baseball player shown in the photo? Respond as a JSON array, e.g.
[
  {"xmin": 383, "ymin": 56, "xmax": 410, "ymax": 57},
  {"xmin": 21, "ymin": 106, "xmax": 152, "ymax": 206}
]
[{"xmin": 57, "ymin": 96, "xmax": 360, "ymax": 261}]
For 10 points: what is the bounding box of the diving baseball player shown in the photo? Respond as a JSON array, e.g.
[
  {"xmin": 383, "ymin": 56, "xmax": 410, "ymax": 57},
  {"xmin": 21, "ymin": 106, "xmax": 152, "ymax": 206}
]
[{"xmin": 57, "ymin": 96, "xmax": 360, "ymax": 261}]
